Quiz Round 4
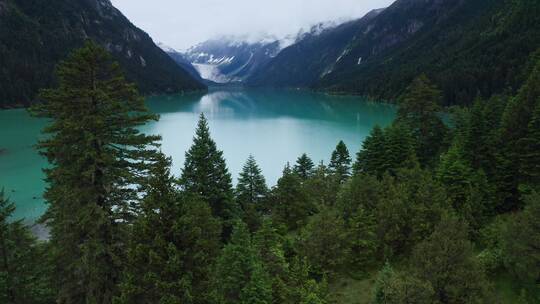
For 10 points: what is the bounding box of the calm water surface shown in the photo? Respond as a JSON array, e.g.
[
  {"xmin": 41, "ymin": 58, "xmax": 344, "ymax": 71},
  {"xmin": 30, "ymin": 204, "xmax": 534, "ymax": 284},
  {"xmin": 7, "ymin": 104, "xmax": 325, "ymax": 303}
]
[{"xmin": 0, "ymin": 89, "xmax": 395, "ymax": 221}]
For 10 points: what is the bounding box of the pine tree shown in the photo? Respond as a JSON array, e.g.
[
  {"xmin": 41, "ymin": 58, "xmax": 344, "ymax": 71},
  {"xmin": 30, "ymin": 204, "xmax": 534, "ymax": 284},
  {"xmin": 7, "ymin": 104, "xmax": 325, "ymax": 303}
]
[
  {"xmin": 0, "ymin": 190, "xmax": 54, "ymax": 304},
  {"xmin": 397, "ymin": 74, "xmax": 447, "ymax": 164},
  {"xmin": 304, "ymin": 161, "xmax": 336, "ymax": 207},
  {"xmin": 116, "ymin": 155, "xmax": 221, "ymax": 304},
  {"xmin": 239, "ymin": 263, "xmax": 273, "ymax": 304},
  {"xmin": 212, "ymin": 221, "xmax": 273, "ymax": 304},
  {"xmin": 287, "ymin": 258, "xmax": 327, "ymax": 304},
  {"xmin": 269, "ymin": 164, "xmax": 313, "ymax": 230},
  {"xmin": 329, "ymin": 141, "xmax": 352, "ymax": 184},
  {"xmin": 498, "ymin": 58, "xmax": 540, "ymax": 210},
  {"xmin": 236, "ymin": 155, "xmax": 268, "ymax": 230},
  {"xmin": 347, "ymin": 207, "xmax": 378, "ymax": 270},
  {"xmin": 519, "ymin": 102, "xmax": 540, "ymax": 187},
  {"xmin": 30, "ymin": 41, "xmax": 161, "ymax": 303},
  {"xmin": 412, "ymin": 215, "xmax": 491, "ymax": 304},
  {"xmin": 354, "ymin": 126, "xmax": 386, "ymax": 176},
  {"xmin": 180, "ymin": 113, "xmax": 238, "ymax": 234},
  {"xmin": 294, "ymin": 154, "xmax": 315, "ymax": 180},
  {"xmin": 253, "ymin": 219, "xmax": 289, "ymax": 303},
  {"xmin": 437, "ymin": 144, "xmax": 491, "ymax": 230},
  {"xmin": 503, "ymin": 191, "xmax": 540, "ymax": 283},
  {"xmin": 372, "ymin": 262, "xmax": 395, "ymax": 304},
  {"xmin": 383, "ymin": 123, "xmax": 416, "ymax": 175}
]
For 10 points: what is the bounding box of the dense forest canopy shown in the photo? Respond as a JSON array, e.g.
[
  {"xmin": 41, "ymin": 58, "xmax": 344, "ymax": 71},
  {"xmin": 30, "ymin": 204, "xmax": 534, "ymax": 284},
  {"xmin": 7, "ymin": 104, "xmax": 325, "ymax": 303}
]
[{"xmin": 2, "ymin": 39, "xmax": 540, "ymax": 303}]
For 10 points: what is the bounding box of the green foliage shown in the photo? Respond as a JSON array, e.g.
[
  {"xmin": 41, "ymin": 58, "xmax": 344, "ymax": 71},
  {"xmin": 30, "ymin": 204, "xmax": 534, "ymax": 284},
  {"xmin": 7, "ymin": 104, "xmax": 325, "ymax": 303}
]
[
  {"xmin": 412, "ymin": 215, "xmax": 492, "ymax": 304},
  {"xmin": 294, "ymin": 153, "xmax": 315, "ymax": 180},
  {"xmin": 236, "ymin": 155, "xmax": 268, "ymax": 231},
  {"xmin": 354, "ymin": 124, "xmax": 416, "ymax": 177},
  {"xmin": 30, "ymin": 41, "xmax": 161, "ymax": 303},
  {"xmin": 212, "ymin": 221, "xmax": 273, "ymax": 304},
  {"xmin": 436, "ymin": 144, "xmax": 491, "ymax": 230},
  {"xmin": 519, "ymin": 102, "xmax": 540, "ymax": 186},
  {"xmin": 304, "ymin": 162, "xmax": 336, "ymax": 207},
  {"xmin": 253, "ymin": 219, "xmax": 290, "ymax": 303},
  {"xmin": 287, "ymin": 258, "xmax": 328, "ymax": 304},
  {"xmin": 317, "ymin": 0, "xmax": 540, "ymax": 106},
  {"xmin": 396, "ymin": 75, "xmax": 447, "ymax": 164},
  {"xmin": 181, "ymin": 114, "xmax": 238, "ymax": 235},
  {"xmin": 477, "ymin": 216, "xmax": 509, "ymax": 274},
  {"xmin": 372, "ymin": 263, "xmax": 435, "ymax": 304},
  {"xmin": 116, "ymin": 155, "xmax": 221, "ymax": 304},
  {"xmin": 296, "ymin": 208, "xmax": 350, "ymax": 276},
  {"xmin": 329, "ymin": 141, "xmax": 352, "ymax": 184},
  {"xmin": 503, "ymin": 191, "xmax": 540, "ymax": 284},
  {"xmin": 376, "ymin": 165, "xmax": 449, "ymax": 258},
  {"xmin": 0, "ymin": 190, "xmax": 55, "ymax": 304},
  {"xmin": 346, "ymin": 207, "xmax": 378, "ymax": 270},
  {"xmin": 337, "ymin": 174, "xmax": 382, "ymax": 219},
  {"xmin": 498, "ymin": 58, "xmax": 540, "ymax": 209},
  {"xmin": 269, "ymin": 164, "xmax": 314, "ymax": 230}
]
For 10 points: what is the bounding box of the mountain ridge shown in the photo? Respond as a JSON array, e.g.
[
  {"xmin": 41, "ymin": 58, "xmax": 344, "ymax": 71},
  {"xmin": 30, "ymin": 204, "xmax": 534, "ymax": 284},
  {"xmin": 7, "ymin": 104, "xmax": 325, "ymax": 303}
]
[{"xmin": 0, "ymin": 0, "xmax": 205, "ymax": 108}]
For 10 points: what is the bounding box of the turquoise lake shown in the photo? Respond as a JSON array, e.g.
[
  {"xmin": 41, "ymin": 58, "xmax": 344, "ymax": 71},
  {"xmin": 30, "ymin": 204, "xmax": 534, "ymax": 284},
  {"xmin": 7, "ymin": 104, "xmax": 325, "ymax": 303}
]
[{"xmin": 0, "ymin": 89, "xmax": 396, "ymax": 221}]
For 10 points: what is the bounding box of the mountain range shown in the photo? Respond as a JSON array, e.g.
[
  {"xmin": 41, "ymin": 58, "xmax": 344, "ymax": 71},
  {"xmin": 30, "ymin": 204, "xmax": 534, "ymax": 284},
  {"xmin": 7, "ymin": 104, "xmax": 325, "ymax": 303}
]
[
  {"xmin": 181, "ymin": 38, "xmax": 284, "ymax": 84},
  {"xmin": 248, "ymin": 0, "xmax": 540, "ymax": 105},
  {"xmin": 0, "ymin": 0, "xmax": 205, "ymax": 108},
  {"xmin": 2, "ymin": 0, "xmax": 539, "ymax": 108}
]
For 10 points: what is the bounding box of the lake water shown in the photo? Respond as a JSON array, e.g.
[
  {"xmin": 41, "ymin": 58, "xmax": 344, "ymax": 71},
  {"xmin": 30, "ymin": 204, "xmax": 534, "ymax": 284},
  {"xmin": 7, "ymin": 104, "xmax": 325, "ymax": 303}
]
[{"xmin": 0, "ymin": 89, "xmax": 396, "ymax": 221}]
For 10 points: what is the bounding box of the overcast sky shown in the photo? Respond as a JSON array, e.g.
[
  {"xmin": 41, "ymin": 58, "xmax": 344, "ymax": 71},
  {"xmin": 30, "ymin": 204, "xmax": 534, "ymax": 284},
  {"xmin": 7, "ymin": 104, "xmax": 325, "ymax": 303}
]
[{"xmin": 111, "ymin": 0, "xmax": 395, "ymax": 51}]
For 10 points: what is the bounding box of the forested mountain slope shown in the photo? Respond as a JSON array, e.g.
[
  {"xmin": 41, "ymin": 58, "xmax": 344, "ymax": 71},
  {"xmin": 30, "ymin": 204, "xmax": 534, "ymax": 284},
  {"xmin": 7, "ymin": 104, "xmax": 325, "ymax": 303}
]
[
  {"xmin": 249, "ymin": 0, "xmax": 540, "ymax": 106},
  {"xmin": 317, "ymin": 0, "xmax": 540, "ymax": 106},
  {"xmin": 246, "ymin": 9, "xmax": 384, "ymax": 88},
  {"xmin": 0, "ymin": 0, "xmax": 205, "ymax": 108}
]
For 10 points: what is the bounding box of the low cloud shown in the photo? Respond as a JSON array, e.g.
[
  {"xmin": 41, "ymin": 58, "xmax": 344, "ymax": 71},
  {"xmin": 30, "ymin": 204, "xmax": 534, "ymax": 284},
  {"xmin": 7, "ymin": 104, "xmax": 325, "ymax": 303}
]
[{"xmin": 111, "ymin": 0, "xmax": 395, "ymax": 50}]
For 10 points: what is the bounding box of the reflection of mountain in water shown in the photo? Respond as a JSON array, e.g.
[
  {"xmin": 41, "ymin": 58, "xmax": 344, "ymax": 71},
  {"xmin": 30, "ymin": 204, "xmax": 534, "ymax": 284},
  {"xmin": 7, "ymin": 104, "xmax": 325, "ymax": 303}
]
[{"xmin": 153, "ymin": 89, "xmax": 397, "ymax": 129}]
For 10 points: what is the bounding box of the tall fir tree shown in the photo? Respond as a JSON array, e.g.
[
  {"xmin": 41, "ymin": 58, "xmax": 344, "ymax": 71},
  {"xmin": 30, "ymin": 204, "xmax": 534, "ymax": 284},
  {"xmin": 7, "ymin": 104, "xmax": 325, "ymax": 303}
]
[
  {"xmin": 30, "ymin": 41, "xmax": 161, "ymax": 304},
  {"xmin": 180, "ymin": 114, "xmax": 238, "ymax": 235},
  {"xmin": 498, "ymin": 58, "xmax": 540, "ymax": 210},
  {"xmin": 519, "ymin": 102, "xmax": 540, "ymax": 187},
  {"xmin": 270, "ymin": 164, "xmax": 314, "ymax": 230},
  {"xmin": 253, "ymin": 219, "xmax": 289, "ymax": 303},
  {"xmin": 236, "ymin": 155, "xmax": 268, "ymax": 230},
  {"xmin": 0, "ymin": 190, "xmax": 54, "ymax": 304},
  {"xmin": 354, "ymin": 126, "xmax": 386, "ymax": 176},
  {"xmin": 116, "ymin": 154, "xmax": 221, "ymax": 304},
  {"xmin": 383, "ymin": 123, "xmax": 416, "ymax": 174},
  {"xmin": 329, "ymin": 141, "xmax": 352, "ymax": 184},
  {"xmin": 304, "ymin": 161, "xmax": 336, "ymax": 207},
  {"xmin": 396, "ymin": 74, "xmax": 447, "ymax": 165},
  {"xmin": 294, "ymin": 154, "xmax": 315, "ymax": 180},
  {"xmin": 212, "ymin": 221, "xmax": 273, "ymax": 304}
]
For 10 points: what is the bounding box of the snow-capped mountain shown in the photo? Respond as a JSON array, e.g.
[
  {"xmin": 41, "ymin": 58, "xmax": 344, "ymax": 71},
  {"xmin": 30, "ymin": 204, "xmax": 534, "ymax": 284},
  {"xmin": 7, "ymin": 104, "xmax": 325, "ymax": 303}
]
[
  {"xmin": 157, "ymin": 43, "xmax": 202, "ymax": 81},
  {"xmin": 182, "ymin": 37, "xmax": 283, "ymax": 83}
]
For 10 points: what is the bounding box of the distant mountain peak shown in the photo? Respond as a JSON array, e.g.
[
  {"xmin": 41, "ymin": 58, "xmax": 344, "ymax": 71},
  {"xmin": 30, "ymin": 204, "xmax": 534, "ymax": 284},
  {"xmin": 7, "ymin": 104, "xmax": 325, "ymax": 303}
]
[
  {"xmin": 182, "ymin": 37, "xmax": 282, "ymax": 83},
  {"xmin": 157, "ymin": 42, "xmax": 177, "ymax": 53}
]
